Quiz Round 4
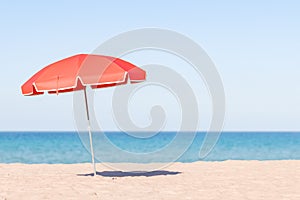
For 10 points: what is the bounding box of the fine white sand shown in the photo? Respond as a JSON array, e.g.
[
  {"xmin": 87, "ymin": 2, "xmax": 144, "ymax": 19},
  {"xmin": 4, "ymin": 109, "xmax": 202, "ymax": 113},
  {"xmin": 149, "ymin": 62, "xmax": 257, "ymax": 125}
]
[{"xmin": 0, "ymin": 161, "xmax": 299, "ymax": 200}]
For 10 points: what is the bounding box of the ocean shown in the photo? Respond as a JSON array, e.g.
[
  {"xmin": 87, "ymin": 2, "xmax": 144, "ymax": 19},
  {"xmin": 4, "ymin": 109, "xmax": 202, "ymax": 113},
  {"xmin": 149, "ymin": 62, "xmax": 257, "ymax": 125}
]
[{"xmin": 0, "ymin": 132, "xmax": 299, "ymax": 164}]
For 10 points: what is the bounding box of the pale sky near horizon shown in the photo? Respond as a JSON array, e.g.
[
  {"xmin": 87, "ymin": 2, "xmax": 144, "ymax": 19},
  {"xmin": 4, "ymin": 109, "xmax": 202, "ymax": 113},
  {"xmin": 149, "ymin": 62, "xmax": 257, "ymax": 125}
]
[{"xmin": 0, "ymin": 1, "xmax": 299, "ymax": 131}]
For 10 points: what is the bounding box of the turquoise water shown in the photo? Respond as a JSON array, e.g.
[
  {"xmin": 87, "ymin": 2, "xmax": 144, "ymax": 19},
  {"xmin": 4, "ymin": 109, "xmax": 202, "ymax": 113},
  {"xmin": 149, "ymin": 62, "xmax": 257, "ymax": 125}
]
[{"xmin": 0, "ymin": 132, "xmax": 299, "ymax": 163}]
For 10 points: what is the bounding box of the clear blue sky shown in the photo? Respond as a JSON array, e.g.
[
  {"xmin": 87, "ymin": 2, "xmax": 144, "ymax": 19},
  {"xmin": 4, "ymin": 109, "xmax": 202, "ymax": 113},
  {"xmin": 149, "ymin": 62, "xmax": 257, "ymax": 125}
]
[{"xmin": 0, "ymin": 0, "xmax": 299, "ymax": 131}]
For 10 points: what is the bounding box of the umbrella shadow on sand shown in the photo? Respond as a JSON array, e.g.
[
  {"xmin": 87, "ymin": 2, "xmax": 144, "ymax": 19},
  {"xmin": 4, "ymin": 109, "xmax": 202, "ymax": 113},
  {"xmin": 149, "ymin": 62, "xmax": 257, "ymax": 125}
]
[{"xmin": 77, "ymin": 170, "xmax": 181, "ymax": 177}]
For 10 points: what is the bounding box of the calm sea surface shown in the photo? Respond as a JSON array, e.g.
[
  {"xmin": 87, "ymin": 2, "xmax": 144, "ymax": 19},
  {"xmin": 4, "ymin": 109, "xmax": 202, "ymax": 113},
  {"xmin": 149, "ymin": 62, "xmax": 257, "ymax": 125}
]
[{"xmin": 0, "ymin": 132, "xmax": 299, "ymax": 163}]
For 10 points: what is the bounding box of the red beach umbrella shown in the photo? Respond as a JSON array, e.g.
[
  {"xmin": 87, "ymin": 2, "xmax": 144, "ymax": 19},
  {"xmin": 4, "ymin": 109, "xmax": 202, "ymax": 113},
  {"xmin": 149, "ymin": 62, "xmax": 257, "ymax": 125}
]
[{"xmin": 21, "ymin": 54, "xmax": 146, "ymax": 176}]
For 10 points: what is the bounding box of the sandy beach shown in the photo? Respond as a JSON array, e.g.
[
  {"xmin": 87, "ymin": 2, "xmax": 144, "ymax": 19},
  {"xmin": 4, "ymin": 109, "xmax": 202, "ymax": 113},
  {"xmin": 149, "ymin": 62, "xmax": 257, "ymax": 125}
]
[{"xmin": 0, "ymin": 161, "xmax": 299, "ymax": 200}]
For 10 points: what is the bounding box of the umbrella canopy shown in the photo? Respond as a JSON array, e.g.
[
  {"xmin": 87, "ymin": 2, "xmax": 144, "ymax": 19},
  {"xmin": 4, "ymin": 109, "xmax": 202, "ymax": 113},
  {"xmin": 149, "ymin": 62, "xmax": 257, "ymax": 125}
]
[
  {"xmin": 21, "ymin": 54, "xmax": 146, "ymax": 176},
  {"xmin": 22, "ymin": 54, "xmax": 146, "ymax": 95}
]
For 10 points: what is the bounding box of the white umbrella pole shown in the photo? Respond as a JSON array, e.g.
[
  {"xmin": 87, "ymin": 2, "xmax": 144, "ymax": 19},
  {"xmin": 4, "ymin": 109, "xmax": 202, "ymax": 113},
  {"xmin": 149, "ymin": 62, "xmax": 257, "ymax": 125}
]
[{"xmin": 83, "ymin": 87, "xmax": 97, "ymax": 176}]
